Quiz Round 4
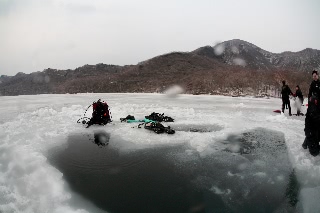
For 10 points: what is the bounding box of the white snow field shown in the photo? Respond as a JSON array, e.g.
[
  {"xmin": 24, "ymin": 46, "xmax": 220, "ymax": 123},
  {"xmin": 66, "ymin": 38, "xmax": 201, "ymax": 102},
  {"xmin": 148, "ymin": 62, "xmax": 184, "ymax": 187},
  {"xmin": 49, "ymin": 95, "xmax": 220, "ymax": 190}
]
[{"xmin": 0, "ymin": 93, "xmax": 319, "ymax": 213}]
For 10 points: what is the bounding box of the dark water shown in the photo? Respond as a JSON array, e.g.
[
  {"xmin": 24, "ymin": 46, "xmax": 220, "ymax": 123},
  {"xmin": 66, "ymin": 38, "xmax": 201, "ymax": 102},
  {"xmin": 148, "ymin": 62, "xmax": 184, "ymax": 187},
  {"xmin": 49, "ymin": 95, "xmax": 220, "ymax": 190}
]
[{"xmin": 49, "ymin": 128, "xmax": 299, "ymax": 213}]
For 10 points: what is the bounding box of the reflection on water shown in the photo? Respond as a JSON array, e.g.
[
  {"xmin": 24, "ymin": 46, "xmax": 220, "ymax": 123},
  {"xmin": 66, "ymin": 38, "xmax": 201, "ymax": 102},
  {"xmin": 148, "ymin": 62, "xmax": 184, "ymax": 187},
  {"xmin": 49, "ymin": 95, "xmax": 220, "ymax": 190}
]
[
  {"xmin": 91, "ymin": 131, "xmax": 110, "ymax": 147},
  {"xmin": 49, "ymin": 128, "xmax": 300, "ymax": 213}
]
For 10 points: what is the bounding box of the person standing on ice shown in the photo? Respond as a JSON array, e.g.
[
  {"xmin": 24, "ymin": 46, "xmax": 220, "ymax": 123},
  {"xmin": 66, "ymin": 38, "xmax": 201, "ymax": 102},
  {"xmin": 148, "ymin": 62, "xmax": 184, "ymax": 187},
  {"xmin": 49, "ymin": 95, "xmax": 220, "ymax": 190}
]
[
  {"xmin": 281, "ymin": 80, "xmax": 293, "ymax": 116},
  {"xmin": 307, "ymin": 70, "xmax": 320, "ymax": 99},
  {"xmin": 302, "ymin": 70, "xmax": 320, "ymax": 156},
  {"xmin": 294, "ymin": 85, "xmax": 303, "ymax": 115}
]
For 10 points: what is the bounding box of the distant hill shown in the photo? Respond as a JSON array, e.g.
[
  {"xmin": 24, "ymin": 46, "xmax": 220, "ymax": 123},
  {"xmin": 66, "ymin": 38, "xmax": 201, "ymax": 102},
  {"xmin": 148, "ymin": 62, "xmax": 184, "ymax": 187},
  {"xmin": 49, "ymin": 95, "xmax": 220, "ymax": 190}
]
[
  {"xmin": 1, "ymin": 39, "xmax": 318, "ymax": 96},
  {"xmin": 193, "ymin": 39, "xmax": 320, "ymax": 72}
]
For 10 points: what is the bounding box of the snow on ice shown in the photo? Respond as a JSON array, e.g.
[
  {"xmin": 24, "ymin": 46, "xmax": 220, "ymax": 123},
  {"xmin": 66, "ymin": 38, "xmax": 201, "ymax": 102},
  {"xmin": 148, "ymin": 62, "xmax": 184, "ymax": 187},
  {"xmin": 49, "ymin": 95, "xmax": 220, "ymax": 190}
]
[{"xmin": 0, "ymin": 93, "xmax": 319, "ymax": 213}]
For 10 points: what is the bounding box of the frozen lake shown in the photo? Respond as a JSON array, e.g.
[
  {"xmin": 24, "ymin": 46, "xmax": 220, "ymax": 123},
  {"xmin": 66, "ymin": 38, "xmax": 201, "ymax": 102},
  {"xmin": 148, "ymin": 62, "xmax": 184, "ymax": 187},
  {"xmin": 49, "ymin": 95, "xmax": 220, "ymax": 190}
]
[{"xmin": 1, "ymin": 93, "xmax": 319, "ymax": 213}]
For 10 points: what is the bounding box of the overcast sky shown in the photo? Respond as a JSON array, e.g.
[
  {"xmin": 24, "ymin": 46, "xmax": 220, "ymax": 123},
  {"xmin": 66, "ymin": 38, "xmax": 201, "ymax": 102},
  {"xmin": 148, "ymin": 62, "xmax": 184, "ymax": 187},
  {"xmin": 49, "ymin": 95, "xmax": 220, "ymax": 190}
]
[{"xmin": 1, "ymin": 0, "xmax": 319, "ymax": 76}]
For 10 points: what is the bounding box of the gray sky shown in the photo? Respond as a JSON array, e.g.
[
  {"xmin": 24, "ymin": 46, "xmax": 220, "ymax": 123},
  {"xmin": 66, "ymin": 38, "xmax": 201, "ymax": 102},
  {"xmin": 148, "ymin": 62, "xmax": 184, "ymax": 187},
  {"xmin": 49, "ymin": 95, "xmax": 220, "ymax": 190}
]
[{"xmin": 1, "ymin": 0, "xmax": 319, "ymax": 76}]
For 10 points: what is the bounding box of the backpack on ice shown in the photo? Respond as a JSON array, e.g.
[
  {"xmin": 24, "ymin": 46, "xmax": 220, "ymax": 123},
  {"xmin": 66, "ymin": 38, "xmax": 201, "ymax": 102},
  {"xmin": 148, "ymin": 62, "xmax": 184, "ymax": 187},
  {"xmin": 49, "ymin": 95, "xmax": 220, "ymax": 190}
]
[{"xmin": 77, "ymin": 99, "xmax": 112, "ymax": 128}]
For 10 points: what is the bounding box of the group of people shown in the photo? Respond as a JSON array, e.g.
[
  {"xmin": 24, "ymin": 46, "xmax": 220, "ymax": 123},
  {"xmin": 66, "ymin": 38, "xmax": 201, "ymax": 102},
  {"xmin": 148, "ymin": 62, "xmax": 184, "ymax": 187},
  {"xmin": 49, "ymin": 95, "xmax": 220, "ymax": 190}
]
[
  {"xmin": 281, "ymin": 81, "xmax": 304, "ymax": 116},
  {"xmin": 282, "ymin": 70, "xmax": 320, "ymax": 156}
]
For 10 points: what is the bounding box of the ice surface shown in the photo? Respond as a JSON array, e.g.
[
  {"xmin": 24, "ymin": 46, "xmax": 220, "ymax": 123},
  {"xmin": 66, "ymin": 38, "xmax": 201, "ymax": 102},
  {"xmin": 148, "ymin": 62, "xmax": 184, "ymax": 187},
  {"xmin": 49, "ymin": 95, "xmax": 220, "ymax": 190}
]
[{"xmin": 0, "ymin": 93, "xmax": 319, "ymax": 212}]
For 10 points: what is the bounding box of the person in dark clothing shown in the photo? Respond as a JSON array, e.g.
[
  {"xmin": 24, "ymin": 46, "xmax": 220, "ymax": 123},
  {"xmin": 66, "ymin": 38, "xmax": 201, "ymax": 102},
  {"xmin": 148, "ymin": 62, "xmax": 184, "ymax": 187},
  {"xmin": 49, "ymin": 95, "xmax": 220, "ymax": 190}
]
[
  {"xmin": 281, "ymin": 80, "xmax": 293, "ymax": 115},
  {"xmin": 294, "ymin": 85, "xmax": 304, "ymax": 115},
  {"xmin": 86, "ymin": 99, "xmax": 111, "ymax": 128},
  {"xmin": 302, "ymin": 70, "xmax": 320, "ymax": 156},
  {"xmin": 308, "ymin": 70, "xmax": 320, "ymax": 99}
]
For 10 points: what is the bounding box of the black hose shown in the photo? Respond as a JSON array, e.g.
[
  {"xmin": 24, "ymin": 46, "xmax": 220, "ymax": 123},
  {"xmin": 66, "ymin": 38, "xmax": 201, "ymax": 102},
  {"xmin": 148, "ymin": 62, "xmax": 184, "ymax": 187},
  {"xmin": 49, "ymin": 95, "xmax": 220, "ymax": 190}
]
[{"xmin": 77, "ymin": 104, "xmax": 92, "ymax": 124}]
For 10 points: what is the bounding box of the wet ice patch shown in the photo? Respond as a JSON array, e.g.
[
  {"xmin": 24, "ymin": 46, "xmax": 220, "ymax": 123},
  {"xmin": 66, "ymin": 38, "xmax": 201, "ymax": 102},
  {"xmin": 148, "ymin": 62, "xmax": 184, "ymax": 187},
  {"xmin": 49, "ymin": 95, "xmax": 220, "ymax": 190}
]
[
  {"xmin": 210, "ymin": 186, "xmax": 231, "ymax": 195},
  {"xmin": 170, "ymin": 124, "xmax": 223, "ymax": 133},
  {"xmin": 227, "ymin": 171, "xmax": 244, "ymax": 179},
  {"xmin": 277, "ymin": 175, "xmax": 285, "ymax": 181},
  {"xmin": 176, "ymin": 128, "xmax": 299, "ymax": 211},
  {"xmin": 253, "ymin": 160, "xmax": 266, "ymax": 168},
  {"xmin": 299, "ymin": 187, "xmax": 320, "ymax": 213},
  {"xmin": 254, "ymin": 172, "xmax": 267, "ymax": 178},
  {"xmin": 238, "ymin": 163, "xmax": 248, "ymax": 171}
]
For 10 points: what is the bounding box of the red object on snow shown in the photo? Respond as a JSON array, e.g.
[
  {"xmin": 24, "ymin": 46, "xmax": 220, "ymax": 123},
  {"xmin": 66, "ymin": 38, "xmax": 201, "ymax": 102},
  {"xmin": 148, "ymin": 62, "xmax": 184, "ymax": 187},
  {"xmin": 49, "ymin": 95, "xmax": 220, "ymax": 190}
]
[{"xmin": 273, "ymin": 110, "xmax": 281, "ymax": 113}]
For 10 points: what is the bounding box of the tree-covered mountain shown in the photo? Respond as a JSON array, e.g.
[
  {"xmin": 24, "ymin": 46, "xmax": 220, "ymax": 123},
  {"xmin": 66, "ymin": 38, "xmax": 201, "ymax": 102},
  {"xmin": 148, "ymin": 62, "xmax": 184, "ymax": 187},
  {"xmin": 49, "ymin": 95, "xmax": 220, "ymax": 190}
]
[{"xmin": 1, "ymin": 39, "xmax": 318, "ymax": 96}]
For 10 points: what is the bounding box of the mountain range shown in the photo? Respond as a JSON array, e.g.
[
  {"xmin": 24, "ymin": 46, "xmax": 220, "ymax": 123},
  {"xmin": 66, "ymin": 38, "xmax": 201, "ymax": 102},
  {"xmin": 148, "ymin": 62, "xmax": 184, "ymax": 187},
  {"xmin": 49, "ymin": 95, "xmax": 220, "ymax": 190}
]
[{"xmin": 1, "ymin": 39, "xmax": 319, "ymax": 96}]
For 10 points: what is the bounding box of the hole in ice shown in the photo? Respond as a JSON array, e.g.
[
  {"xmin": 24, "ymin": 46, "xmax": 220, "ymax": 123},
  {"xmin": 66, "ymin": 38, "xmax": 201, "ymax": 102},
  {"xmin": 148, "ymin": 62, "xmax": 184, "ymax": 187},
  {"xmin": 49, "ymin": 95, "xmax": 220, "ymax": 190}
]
[{"xmin": 48, "ymin": 128, "xmax": 299, "ymax": 213}]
